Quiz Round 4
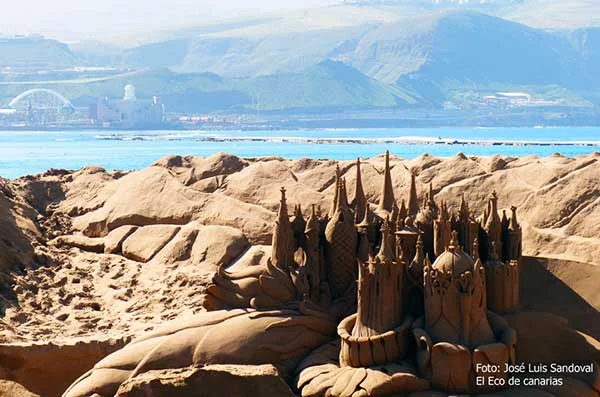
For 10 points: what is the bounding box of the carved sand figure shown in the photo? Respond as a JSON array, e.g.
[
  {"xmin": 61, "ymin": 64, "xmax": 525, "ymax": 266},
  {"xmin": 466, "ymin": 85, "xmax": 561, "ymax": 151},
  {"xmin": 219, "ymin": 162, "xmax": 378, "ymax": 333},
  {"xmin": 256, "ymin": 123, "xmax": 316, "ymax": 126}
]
[{"xmin": 62, "ymin": 152, "xmax": 600, "ymax": 397}]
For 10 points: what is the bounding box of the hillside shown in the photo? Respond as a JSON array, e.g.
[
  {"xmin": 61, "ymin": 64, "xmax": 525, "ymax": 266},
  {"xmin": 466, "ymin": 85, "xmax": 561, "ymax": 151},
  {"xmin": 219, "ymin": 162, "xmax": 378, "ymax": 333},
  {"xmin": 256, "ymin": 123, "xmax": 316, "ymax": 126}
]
[
  {"xmin": 506, "ymin": 0, "xmax": 600, "ymax": 29},
  {"xmin": 0, "ymin": 37, "xmax": 77, "ymax": 69},
  {"xmin": 0, "ymin": 62, "xmax": 422, "ymax": 113},
  {"xmin": 1, "ymin": 7, "xmax": 600, "ymax": 116},
  {"xmin": 107, "ymin": 11, "xmax": 600, "ymax": 110}
]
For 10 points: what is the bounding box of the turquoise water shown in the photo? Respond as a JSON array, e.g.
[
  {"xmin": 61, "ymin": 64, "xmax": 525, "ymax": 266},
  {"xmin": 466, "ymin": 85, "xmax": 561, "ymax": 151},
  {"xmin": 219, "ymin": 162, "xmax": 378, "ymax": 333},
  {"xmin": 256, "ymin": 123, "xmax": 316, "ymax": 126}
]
[{"xmin": 0, "ymin": 127, "xmax": 599, "ymax": 179}]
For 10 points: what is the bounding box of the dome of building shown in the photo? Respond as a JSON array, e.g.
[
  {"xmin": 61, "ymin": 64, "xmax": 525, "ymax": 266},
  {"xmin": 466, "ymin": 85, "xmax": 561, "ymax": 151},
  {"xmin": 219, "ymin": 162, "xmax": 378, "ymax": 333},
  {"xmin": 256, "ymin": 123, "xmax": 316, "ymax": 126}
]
[
  {"xmin": 123, "ymin": 84, "xmax": 136, "ymax": 101},
  {"xmin": 431, "ymin": 232, "xmax": 474, "ymax": 277}
]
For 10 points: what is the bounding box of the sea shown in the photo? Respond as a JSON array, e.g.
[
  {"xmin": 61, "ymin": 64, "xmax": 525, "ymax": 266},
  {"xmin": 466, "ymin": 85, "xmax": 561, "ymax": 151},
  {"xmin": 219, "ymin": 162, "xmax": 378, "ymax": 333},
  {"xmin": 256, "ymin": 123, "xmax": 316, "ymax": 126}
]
[{"xmin": 1, "ymin": 127, "xmax": 599, "ymax": 179}]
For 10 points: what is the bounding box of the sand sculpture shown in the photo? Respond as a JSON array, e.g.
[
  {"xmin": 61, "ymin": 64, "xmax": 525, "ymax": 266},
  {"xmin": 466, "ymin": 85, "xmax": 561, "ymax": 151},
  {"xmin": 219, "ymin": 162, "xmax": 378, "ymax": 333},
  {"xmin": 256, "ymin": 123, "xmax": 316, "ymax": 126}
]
[{"xmin": 63, "ymin": 151, "xmax": 598, "ymax": 397}]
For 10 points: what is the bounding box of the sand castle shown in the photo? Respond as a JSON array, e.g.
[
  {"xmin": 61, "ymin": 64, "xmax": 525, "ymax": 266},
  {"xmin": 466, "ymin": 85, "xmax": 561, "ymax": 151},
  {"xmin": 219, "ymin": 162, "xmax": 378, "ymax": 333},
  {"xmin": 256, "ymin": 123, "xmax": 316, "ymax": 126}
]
[{"xmin": 62, "ymin": 151, "xmax": 600, "ymax": 397}]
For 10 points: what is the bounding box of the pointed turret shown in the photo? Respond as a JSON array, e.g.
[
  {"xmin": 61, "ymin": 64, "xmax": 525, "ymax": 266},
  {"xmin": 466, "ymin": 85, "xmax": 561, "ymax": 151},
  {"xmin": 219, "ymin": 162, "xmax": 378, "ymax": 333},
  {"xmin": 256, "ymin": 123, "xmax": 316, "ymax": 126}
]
[
  {"xmin": 505, "ymin": 206, "xmax": 522, "ymax": 261},
  {"xmin": 484, "ymin": 191, "xmax": 502, "ymax": 261},
  {"xmin": 325, "ymin": 177, "xmax": 358, "ymax": 299},
  {"xmin": 353, "ymin": 158, "xmax": 367, "ymax": 224},
  {"xmin": 378, "ymin": 151, "xmax": 396, "ymax": 214},
  {"xmin": 291, "ymin": 204, "xmax": 306, "ymax": 249},
  {"xmin": 509, "ymin": 206, "xmax": 520, "ymax": 231},
  {"xmin": 408, "ymin": 173, "xmax": 419, "ymax": 217},
  {"xmin": 434, "ymin": 200, "xmax": 452, "ymax": 257},
  {"xmin": 271, "ymin": 187, "xmax": 295, "ymax": 269},
  {"xmin": 413, "ymin": 234, "xmax": 425, "ymax": 266},
  {"xmin": 429, "ymin": 183, "xmax": 435, "ymax": 205},
  {"xmin": 459, "ymin": 194, "xmax": 469, "ymax": 221},
  {"xmin": 304, "ymin": 204, "xmax": 322, "ymax": 302},
  {"xmin": 398, "ymin": 199, "xmax": 408, "ymax": 226},
  {"xmin": 339, "ymin": 178, "xmax": 350, "ymax": 213},
  {"xmin": 328, "ymin": 166, "xmax": 341, "ymax": 219},
  {"xmin": 457, "ymin": 193, "xmax": 476, "ymax": 256},
  {"xmin": 377, "ymin": 218, "xmax": 395, "ymax": 262},
  {"xmin": 409, "ymin": 233, "xmax": 425, "ymax": 285},
  {"xmin": 501, "ymin": 210, "xmax": 509, "ymax": 230}
]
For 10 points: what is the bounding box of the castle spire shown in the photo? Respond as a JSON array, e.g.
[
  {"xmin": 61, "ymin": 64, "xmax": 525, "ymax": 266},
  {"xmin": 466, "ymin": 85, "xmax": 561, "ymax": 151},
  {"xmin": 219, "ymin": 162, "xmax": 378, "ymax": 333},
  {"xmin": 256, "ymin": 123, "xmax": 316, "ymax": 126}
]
[
  {"xmin": 484, "ymin": 191, "xmax": 502, "ymax": 260},
  {"xmin": 429, "ymin": 182, "xmax": 435, "ymax": 204},
  {"xmin": 398, "ymin": 199, "xmax": 408, "ymax": 228},
  {"xmin": 378, "ymin": 151, "xmax": 396, "ymax": 213},
  {"xmin": 448, "ymin": 230, "xmax": 459, "ymax": 253},
  {"xmin": 271, "ymin": 187, "xmax": 295, "ymax": 269},
  {"xmin": 354, "ymin": 158, "xmax": 367, "ymax": 224},
  {"xmin": 408, "ymin": 172, "xmax": 419, "ymax": 217},
  {"xmin": 459, "ymin": 194, "xmax": 469, "ymax": 221},
  {"xmin": 377, "ymin": 217, "xmax": 394, "ymax": 262},
  {"xmin": 339, "ymin": 178, "xmax": 349, "ymax": 212},
  {"xmin": 304, "ymin": 203, "xmax": 322, "ymax": 301},
  {"xmin": 509, "ymin": 206, "xmax": 520, "ymax": 231},
  {"xmin": 328, "ymin": 166, "xmax": 341, "ymax": 218},
  {"xmin": 414, "ymin": 233, "xmax": 425, "ymax": 264}
]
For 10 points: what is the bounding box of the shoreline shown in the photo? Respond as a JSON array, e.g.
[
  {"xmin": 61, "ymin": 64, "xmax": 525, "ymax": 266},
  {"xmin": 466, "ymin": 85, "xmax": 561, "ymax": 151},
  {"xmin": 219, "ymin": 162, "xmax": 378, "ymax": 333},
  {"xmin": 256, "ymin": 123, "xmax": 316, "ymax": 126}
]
[{"xmin": 95, "ymin": 134, "xmax": 600, "ymax": 147}]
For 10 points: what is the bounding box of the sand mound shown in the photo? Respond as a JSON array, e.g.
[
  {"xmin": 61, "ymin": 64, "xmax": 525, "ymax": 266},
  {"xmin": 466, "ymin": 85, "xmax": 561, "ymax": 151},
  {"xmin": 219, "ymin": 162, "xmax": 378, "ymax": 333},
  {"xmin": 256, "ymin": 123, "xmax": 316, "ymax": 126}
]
[{"xmin": 0, "ymin": 153, "xmax": 599, "ymax": 396}]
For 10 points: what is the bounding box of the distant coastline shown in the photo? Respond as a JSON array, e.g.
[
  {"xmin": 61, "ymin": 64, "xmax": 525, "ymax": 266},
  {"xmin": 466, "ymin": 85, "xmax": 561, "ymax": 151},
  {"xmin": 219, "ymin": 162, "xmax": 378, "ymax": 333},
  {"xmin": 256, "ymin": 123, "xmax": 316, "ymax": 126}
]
[{"xmin": 95, "ymin": 134, "xmax": 600, "ymax": 147}]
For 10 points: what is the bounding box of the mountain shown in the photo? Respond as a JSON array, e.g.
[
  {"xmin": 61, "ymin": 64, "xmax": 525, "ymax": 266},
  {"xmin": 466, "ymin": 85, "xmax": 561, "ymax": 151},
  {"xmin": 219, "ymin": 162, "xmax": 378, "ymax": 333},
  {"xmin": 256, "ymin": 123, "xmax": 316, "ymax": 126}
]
[
  {"xmin": 0, "ymin": 62, "xmax": 421, "ymax": 113},
  {"xmin": 69, "ymin": 40, "xmax": 124, "ymax": 66},
  {"xmin": 233, "ymin": 60, "xmax": 420, "ymax": 111},
  {"xmin": 0, "ymin": 37, "xmax": 77, "ymax": 69},
  {"xmin": 111, "ymin": 10, "xmax": 599, "ymax": 109},
  {"xmin": 337, "ymin": 11, "xmax": 587, "ymax": 86},
  {"xmin": 506, "ymin": 0, "xmax": 600, "ymax": 29}
]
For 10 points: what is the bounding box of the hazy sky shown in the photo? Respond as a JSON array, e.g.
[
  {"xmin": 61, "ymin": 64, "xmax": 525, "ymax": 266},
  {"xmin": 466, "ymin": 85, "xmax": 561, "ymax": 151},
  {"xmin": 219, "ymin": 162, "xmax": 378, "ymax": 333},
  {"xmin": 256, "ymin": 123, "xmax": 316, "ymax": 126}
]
[{"xmin": 0, "ymin": 0, "xmax": 338, "ymax": 39}]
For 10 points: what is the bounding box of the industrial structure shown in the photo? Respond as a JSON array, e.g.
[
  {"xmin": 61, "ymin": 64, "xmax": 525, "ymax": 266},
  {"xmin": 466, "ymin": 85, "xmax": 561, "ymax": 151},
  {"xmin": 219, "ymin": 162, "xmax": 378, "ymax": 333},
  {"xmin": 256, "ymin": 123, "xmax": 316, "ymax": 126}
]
[{"xmin": 91, "ymin": 84, "xmax": 164, "ymax": 128}]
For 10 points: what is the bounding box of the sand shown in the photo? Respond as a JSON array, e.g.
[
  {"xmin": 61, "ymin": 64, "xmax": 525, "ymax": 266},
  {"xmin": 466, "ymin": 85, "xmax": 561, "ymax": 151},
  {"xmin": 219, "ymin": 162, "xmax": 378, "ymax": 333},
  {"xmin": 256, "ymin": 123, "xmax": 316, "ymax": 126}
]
[{"xmin": 0, "ymin": 151, "xmax": 598, "ymax": 345}]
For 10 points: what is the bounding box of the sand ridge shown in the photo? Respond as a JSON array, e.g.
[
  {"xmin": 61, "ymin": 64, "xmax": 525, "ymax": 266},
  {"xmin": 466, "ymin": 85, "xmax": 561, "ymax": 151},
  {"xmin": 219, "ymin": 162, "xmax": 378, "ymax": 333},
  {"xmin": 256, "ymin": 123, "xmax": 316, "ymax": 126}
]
[{"xmin": 0, "ymin": 152, "xmax": 599, "ymax": 346}]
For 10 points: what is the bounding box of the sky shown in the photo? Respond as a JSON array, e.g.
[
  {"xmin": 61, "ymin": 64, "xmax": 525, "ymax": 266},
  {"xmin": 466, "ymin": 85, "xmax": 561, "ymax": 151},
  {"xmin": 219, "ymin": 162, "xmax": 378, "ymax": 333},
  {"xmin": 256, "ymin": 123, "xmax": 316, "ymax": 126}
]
[{"xmin": 0, "ymin": 0, "xmax": 338, "ymax": 40}]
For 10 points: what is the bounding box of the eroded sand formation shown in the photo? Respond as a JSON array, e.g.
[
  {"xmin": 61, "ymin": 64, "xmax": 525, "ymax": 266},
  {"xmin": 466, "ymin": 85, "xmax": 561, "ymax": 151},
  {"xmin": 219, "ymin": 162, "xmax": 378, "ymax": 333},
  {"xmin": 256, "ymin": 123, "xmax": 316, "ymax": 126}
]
[{"xmin": 0, "ymin": 152, "xmax": 599, "ymax": 396}]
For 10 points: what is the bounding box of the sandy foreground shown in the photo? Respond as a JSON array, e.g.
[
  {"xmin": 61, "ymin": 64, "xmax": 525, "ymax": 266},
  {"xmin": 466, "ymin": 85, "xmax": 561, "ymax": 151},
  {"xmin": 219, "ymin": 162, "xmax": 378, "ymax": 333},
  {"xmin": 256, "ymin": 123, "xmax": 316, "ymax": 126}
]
[{"xmin": 0, "ymin": 152, "xmax": 599, "ymax": 395}]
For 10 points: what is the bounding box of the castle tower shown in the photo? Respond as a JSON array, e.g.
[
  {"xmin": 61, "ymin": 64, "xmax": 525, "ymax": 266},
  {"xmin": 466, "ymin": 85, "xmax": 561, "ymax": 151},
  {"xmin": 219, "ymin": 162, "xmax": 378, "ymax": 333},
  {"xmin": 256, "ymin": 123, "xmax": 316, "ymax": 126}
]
[
  {"xmin": 396, "ymin": 216, "xmax": 420, "ymax": 265},
  {"xmin": 415, "ymin": 231, "xmax": 515, "ymax": 394},
  {"xmin": 357, "ymin": 208, "xmax": 371, "ymax": 263},
  {"xmin": 505, "ymin": 206, "xmax": 522, "ymax": 261},
  {"xmin": 456, "ymin": 194, "xmax": 478, "ymax": 257},
  {"xmin": 328, "ymin": 165, "xmax": 341, "ymax": 219},
  {"xmin": 338, "ymin": 219, "xmax": 412, "ymax": 368},
  {"xmin": 408, "ymin": 172, "xmax": 419, "ymax": 217},
  {"xmin": 291, "ymin": 204, "xmax": 306, "ymax": 250},
  {"xmin": 415, "ymin": 192, "xmax": 437, "ymax": 260},
  {"xmin": 325, "ymin": 178, "xmax": 358, "ymax": 299},
  {"xmin": 353, "ymin": 158, "xmax": 367, "ymax": 224},
  {"xmin": 304, "ymin": 205, "xmax": 322, "ymax": 303},
  {"xmin": 483, "ymin": 191, "xmax": 502, "ymax": 261},
  {"xmin": 484, "ymin": 242, "xmax": 520, "ymax": 315},
  {"xmin": 353, "ymin": 219, "xmax": 404, "ymax": 336},
  {"xmin": 406, "ymin": 233, "xmax": 426, "ymax": 318},
  {"xmin": 423, "ymin": 231, "xmax": 494, "ymax": 348},
  {"xmin": 398, "ymin": 199, "xmax": 408, "ymax": 227},
  {"xmin": 434, "ymin": 200, "xmax": 452, "ymax": 257},
  {"xmin": 271, "ymin": 187, "xmax": 295, "ymax": 270},
  {"xmin": 377, "ymin": 151, "xmax": 396, "ymax": 215},
  {"xmin": 429, "ymin": 183, "xmax": 436, "ymax": 207}
]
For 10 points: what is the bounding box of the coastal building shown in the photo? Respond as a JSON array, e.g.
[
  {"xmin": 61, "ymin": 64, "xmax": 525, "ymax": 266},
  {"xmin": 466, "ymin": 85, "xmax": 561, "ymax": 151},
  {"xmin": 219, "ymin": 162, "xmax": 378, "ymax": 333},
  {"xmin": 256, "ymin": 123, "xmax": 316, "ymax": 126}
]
[{"xmin": 91, "ymin": 84, "xmax": 164, "ymax": 128}]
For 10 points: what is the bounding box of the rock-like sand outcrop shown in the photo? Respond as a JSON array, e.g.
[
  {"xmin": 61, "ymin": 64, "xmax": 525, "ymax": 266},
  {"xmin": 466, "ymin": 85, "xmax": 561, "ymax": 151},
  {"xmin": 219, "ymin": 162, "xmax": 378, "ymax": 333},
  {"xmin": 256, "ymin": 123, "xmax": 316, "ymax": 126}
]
[{"xmin": 0, "ymin": 152, "xmax": 599, "ymax": 396}]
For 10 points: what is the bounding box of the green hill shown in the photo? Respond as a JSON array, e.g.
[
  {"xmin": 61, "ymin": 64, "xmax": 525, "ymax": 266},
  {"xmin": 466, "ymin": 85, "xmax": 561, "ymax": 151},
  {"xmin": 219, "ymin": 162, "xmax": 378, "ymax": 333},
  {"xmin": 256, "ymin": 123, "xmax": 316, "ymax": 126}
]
[
  {"xmin": 0, "ymin": 62, "xmax": 422, "ymax": 113},
  {"xmin": 0, "ymin": 37, "xmax": 77, "ymax": 69}
]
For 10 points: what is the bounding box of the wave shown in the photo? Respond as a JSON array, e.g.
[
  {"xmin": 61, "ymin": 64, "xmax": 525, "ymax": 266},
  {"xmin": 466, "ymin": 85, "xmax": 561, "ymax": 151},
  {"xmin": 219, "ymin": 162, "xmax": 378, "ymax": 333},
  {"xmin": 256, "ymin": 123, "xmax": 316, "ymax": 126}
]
[{"xmin": 94, "ymin": 134, "xmax": 600, "ymax": 147}]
